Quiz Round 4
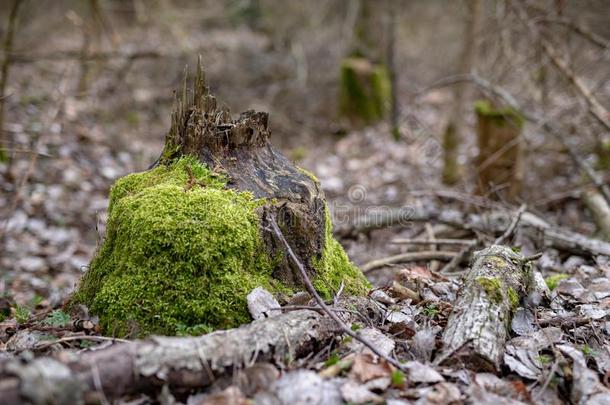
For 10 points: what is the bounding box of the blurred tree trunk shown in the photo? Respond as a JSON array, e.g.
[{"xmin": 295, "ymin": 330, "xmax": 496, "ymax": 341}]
[
  {"xmin": 386, "ymin": 0, "xmax": 400, "ymax": 140},
  {"xmin": 0, "ymin": 0, "xmax": 23, "ymax": 167},
  {"xmin": 441, "ymin": 0, "xmax": 481, "ymax": 185},
  {"xmin": 474, "ymin": 100, "xmax": 524, "ymax": 200},
  {"xmin": 338, "ymin": 0, "xmax": 391, "ymax": 127}
]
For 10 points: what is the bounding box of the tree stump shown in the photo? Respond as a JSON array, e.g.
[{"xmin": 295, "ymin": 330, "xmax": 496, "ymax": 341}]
[
  {"xmin": 474, "ymin": 100, "xmax": 524, "ymax": 200},
  {"xmin": 339, "ymin": 57, "xmax": 391, "ymax": 126},
  {"xmin": 439, "ymin": 245, "xmax": 531, "ymax": 371},
  {"xmin": 70, "ymin": 60, "xmax": 369, "ymax": 336}
]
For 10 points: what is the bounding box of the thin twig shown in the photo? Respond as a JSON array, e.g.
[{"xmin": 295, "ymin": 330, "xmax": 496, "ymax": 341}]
[
  {"xmin": 390, "ymin": 238, "xmax": 476, "ymax": 246},
  {"xmin": 33, "ymin": 335, "xmax": 130, "ymax": 351},
  {"xmin": 534, "ymin": 17, "xmax": 609, "ymax": 49},
  {"xmin": 362, "ymin": 250, "xmax": 457, "ymax": 273},
  {"xmin": 494, "ymin": 204, "xmax": 527, "ymax": 245},
  {"xmin": 266, "ymin": 212, "xmax": 407, "ymax": 371},
  {"xmin": 439, "ymin": 241, "xmax": 476, "ymax": 275}
]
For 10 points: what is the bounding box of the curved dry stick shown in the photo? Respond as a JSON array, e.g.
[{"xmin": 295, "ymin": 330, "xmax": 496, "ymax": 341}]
[{"xmin": 266, "ymin": 212, "xmax": 406, "ymax": 371}]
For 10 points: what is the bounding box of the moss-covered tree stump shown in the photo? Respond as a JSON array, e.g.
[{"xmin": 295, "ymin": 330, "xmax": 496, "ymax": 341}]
[
  {"xmin": 474, "ymin": 100, "xmax": 524, "ymax": 200},
  {"xmin": 71, "ymin": 61, "xmax": 369, "ymax": 337},
  {"xmin": 339, "ymin": 57, "xmax": 391, "ymax": 125}
]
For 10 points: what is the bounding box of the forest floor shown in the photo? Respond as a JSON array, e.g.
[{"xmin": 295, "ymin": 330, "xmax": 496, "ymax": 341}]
[{"xmin": 1, "ymin": 9, "xmax": 609, "ymax": 404}]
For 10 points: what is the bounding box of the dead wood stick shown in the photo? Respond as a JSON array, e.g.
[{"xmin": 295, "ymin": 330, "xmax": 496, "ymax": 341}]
[
  {"xmin": 8, "ymin": 49, "xmax": 162, "ymax": 64},
  {"xmin": 390, "ymin": 238, "xmax": 476, "ymax": 246},
  {"xmin": 266, "ymin": 213, "xmax": 406, "ymax": 371},
  {"xmin": 438, "ymin": 245, "xmax": 529, "ymax": 371},
  {"xmin": 535, "ymin": 17, "xmax": 609, "ymax": 49},
  {"xmin": 582, "ymin": 189, "xmax": 610, "ymax": 241},
  {"xmin": 440, "ymin": 241, "xmax": 477, "ymax": 275},
  {"xmin": 0, "ymin": 309, "xmax": 339, "ymax": 404},
  {"xmin": 335, "ymin": 207, "xmax": 415, "ymax": 238},
  {"xmin": 540, "ymin": 40, "xmax": 609, "ymax": 132},
  {"xmin": 513, "ymin": 5, "xmax": 609, "ymax": 131},
  {"xmin": 361, "ymin": 251, "xmax": 457, "ymax": 273},
  {"xmin": 494, "ymin": 203, "xmax": 527, "ymax": 245}
]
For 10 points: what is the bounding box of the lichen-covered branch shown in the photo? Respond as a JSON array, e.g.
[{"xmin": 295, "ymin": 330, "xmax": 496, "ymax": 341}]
[
  {"xmin": 438, "ymin": 245, "xmax": 530, "ymax": 371},
  {"xmin": 0, "ymin": 310, "xmax": 339, "ymax": 404}
]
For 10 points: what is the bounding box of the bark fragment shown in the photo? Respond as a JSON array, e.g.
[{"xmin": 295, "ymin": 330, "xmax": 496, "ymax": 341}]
[{"xmin": 0, "ymin": 310, "xmax": 339, "ymax": 404}]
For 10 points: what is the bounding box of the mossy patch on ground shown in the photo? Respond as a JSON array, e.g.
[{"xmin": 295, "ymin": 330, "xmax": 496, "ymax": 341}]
[
  {"xmin": 545, "ymin": 274, "xmax": 570, "ymax": 291},
  {"xmin": 71, "ymin": 156, "xmax": 368, "ymax": 337}
]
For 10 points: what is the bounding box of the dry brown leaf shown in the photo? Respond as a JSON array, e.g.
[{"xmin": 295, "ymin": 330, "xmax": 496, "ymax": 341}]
[
  {"xmin": 349, "ymin": 353, "xmax": 394, "ymax": 383},
  {"xmin": 197, "ymin": 386, "xmax": 249, "ymax": 405}
]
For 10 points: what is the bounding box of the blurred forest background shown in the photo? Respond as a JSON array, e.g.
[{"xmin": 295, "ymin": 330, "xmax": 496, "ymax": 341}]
[{"xmin": 0, "ymin": 0, "xmax": 609, "ymax": 306}]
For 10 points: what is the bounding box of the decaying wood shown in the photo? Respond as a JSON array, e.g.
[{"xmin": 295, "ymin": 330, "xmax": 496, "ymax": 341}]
[
  {"xmin": 475, "ymin": 101, "xmax": 523, "ymax": 200},
  {"xmin": 337, "ymin": 206, "xmax": 610, "ymax": 257},
  {"xmin": 438, "ymin": 245, "xmax": 530, "ymax": 371},
  {"xmin": 155, "ymin": 57, "xmax": 327, "ymax": 288},
  {"xmin": 583, "ymin": 189, "xmax": 610, "ymax": 241},
  {"xmin": 0, "ymin": 310, "xmax": 339, "ymax": 404}
]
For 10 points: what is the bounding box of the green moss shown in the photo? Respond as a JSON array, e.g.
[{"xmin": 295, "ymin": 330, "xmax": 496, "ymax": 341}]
[
  {"xmin": 339, "ymin": 58, "xmax": 391, "ymax": 124},
  {"xmin": 476, "ymin": 277, "xmax": 503, "ymax": 304},
  {"xmin": 71, "ymin": 157, "xmax": 283, "ymax": 336},
  {"xmin": 312, "ymin": 208, "xmax": 370, "ymax": 299},
  {"xmin": 72, "ymin": 156, "xmax": 368, "ymax": 337},
  {"xmin": 474, "ymin": 100, "xmax": 524, "ymax": 129},
  {"xmin": 545, "ymin": 274, "xmax": 569, "ymax": 291},
  {"xmin": 507, "ymin": 287, "xmax": 519, "ymax": 310},
  {"xmin": 296, "ymin": 166, "xmax": 318, "ymax": 183}
]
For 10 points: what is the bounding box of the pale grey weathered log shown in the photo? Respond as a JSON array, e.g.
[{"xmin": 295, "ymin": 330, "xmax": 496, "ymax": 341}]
[
  {"xmin": 337, "ymin": 206, "xmax": 610, "ymax": 257},
  {"xmin": 0, "ymin": 309, "xmax": 338, "ymax": 405},
  {"xmin": 439, "ymin": 245, "xmax": 530, "ymax": 371}
]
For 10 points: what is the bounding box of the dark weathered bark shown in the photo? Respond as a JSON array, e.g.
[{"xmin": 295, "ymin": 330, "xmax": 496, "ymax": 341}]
[
  {"xmin": 156, "ymin": 59, "xmax": 326, "ymax": 288},
  {"xmin": 0, "ymin": 310, "xmax": 338, "ymax": 404},
  {"xmin": 475, "ymin": 101, "xmax": 524, "ymax": 200},
  {"xmin": 439, "ymin": 245, "xmax": 530, "ymax": 371}
]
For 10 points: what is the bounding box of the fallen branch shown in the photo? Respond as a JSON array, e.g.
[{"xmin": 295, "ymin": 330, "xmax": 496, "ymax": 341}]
[
  {"xmin": 335, "ymin": 207, "xmax": 415, "ymax": 238},
  {"xmin": 438, "ymin": 245, "xmax": 530, "ymax": 371},
  {"xmin": 338, "ymin": 205, "xmax": 610, "ymax": 257},
  {"xmin": 0, "ymin": 309, "xmax": 338, "ymax": 404},
  {"xmin": 361, "ymin": 250, "xmax": 456, "ymax": 273}
]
